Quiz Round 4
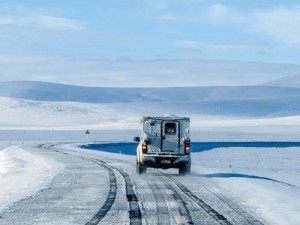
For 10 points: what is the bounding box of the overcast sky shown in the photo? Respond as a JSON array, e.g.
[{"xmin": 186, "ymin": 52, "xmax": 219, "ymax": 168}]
[{"xmin": 1, "ymin": 0, "xmax": 300, "ymax": 86}]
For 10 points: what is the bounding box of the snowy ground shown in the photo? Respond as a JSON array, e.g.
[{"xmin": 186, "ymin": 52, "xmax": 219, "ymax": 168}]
[
  {"xmin": 191, "ymin": 147, "xmax": 300, "ymax": 225},
  {"xmin": 0, "ymin": 142, "xmax": 300, "ymax": 224},
  {"xmin": 0, "ymin": 145, "xmax": 64, "ymax": 212}
]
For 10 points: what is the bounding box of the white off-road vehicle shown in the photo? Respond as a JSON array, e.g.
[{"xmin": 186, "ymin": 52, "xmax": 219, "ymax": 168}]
[{"xmin": 134, "ymin": 116, "xmax": 191, "ymax": 175}]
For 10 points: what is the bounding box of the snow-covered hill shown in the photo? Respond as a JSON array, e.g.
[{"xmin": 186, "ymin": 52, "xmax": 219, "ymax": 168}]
[
  {"xmin": 0, "ymin": 81, "xmax": 300, "ymax": 135},
  {"xmin": 1, "ymin": 81, "xmax": 300, "ymax": 103},
  {"xmin": 0, "ymin": 82, "xmax": 300, "ymax": 118},
  {"xmin": 260, "ymin": 74, "xmax": 300, "ymax": 88}
]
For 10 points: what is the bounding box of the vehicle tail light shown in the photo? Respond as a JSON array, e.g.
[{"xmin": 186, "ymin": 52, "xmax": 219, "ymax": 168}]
[
  {"xmin": 184, "ymin": 141, "xmax": 190, "ymax": 154},
  {"xmin": 142, "ymin": 143, "xmax": 148, "ymax": 154}
]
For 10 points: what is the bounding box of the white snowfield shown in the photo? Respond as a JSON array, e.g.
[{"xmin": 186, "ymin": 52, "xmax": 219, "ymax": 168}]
[
  {"xmin": 192, "ymin": 147, "xmax": 300, "ymax": 225},
  {"xmin": 0, "ymin": 146, "xmax": 64, "ymax": 212},
  {"xmin": 0, "ymin": 144, "xmax": 300, "ymax": 224}
]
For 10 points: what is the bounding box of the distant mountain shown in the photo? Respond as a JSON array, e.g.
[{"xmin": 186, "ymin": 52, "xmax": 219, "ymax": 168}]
[
  {"xmin": 0, "ymin": 81, "xmax": 133, "ymax": 103},
  {"xmin": 1, "ymin": 81, "xmax": 300, "ymax": 132},
  {"xmin": 1, "ymin": 81, "xmax": 300, "ymax": 105},
  {"xmin": 1, "ymin": 80, "xmax": 300, "ymax": 129},
  {"xmin": 260, "ymin": 74, "xmax": 300, "ymax": 88}
]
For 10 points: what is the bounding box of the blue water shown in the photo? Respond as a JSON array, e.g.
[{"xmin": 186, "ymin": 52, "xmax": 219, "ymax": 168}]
[
  {"xmin": 81, "ymin": 142, "xmax": 300, "ymax": 155},
  {"xmin": 81, "ymin": 142, "xmax": 138, "ymax": 155}
]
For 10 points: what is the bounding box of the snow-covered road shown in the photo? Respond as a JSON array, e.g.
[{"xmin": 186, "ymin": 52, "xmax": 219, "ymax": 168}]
[{"xmin": 1, "ymin": 143, "xmax": 300, "ymax": 225}]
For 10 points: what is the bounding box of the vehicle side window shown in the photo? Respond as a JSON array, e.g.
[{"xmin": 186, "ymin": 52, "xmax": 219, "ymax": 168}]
[
  {"xmin": 165, "ymin": 123, "xmax": 176, "ymax": 135},
  {"xmin": 144, "ymin": 120, "xmax": 161, "ymax": 135}
]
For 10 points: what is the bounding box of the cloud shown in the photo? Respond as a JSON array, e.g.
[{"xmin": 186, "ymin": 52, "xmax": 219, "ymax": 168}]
[
  {"xmin": 158, "ymin": 13, "xmax": 178, "ymax": 21},
  {"xmin": 0, "ymin": 15, "xmax": 85, "ymax": 31},
  {"xmin": 159, "ymin": 3, "xmax": 300, "ymax": 47},
  {"xmin": 173, "ymin": 41, "xmax": 205, "ymax": 54},
  {"xmin": 205, "ymin": 3, "xmax": 242, "ymax": 24},
  {"xmin": 254, "ymin": 5, "xmax": 300, "ymax": 45},
  {"xmin": 174, "ymin": 40, "xmax": 269, "ymax": 53},
  {"xmin": 157, "ymin": 3, "xmax": 244, "ymax": 25},
  {"xmin": 35, "ymin": 16, "xmax": 85, "ymax": 30}
]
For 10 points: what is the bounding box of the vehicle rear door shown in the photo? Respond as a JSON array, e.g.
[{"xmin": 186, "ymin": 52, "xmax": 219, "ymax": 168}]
[{"xmin": 162, "ymin": 121, "xmax": 180, "ymax": 152}]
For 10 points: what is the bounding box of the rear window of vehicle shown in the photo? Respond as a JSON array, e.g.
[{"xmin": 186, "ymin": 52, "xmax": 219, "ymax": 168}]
[{"xmin": 165, "ymin": 122, "xmax": 176, "ymax": 135}]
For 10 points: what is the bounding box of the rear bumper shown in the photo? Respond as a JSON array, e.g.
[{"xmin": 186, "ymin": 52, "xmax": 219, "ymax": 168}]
[{"xmin": 142, "ymin": 154, "xmax": 190, "ymax": 169}]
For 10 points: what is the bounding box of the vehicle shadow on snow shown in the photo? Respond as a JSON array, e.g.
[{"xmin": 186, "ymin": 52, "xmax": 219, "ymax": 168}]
[{"xmin": 196, "ymin": 172, "xmax": 299, "ymax": 189}]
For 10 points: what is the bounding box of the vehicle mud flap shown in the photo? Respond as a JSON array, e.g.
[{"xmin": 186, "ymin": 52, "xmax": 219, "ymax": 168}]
[
  {"xmin": 179, "ymin": 163, "xmax": 191, "ymax": 176},
  {"xmin": 136, "ymin": 162, "xmax": 147, "ymax": 174}
]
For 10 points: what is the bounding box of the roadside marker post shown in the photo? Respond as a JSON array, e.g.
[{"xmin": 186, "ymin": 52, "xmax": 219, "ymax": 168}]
[{"xmin": 85, "ymin": 129, "xmax": 90, "ymax": 143}]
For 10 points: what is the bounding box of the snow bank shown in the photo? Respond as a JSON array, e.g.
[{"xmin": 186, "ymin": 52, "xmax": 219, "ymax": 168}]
[
  {"xmin": 192, "ymin": 147, "xmax": 300, "ymax": 225},
  {"xmin": 0, "ymin": 146, "xmax": 64, "ymax": 212}
]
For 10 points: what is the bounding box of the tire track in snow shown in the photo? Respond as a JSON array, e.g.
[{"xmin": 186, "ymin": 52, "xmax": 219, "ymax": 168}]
[
  {"xmin": 172, "ymin": 180, "xmax": 232, "ymax": 225},
  {"xmin": 84, "ymin": 161, "xmax": 117, "ymax": 225},
  {"xmin": 112, "ymin": 156, "xmax": 264, "ymax": 225},
  {"xmin": 46, "ymin": 145, "xmax": 142, "ymax": 225},
  {"xmin": 92, "ymin": 158, "xmax": 142, "ymax": 225},
  {"xmin": 200, "ymin": 183, "xmax": 265, "ymax": 225},
  {"xmin": 149, "ymin": 182, "xmax": 172, "ymax": 225},
  {"xmin": 167, "ymin": 175, "xmax": 264, "ymax": 225},
  {"xmin": 42, "ymin": 145, "xmax": 118, "ymax": 225},
  {"xmin": 163, "ymin": 181, "xmax": 194, "ymax": 225},
  {"xmin": 97, "ymin": 157, "xmax": 192, "ymax": 225}
]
